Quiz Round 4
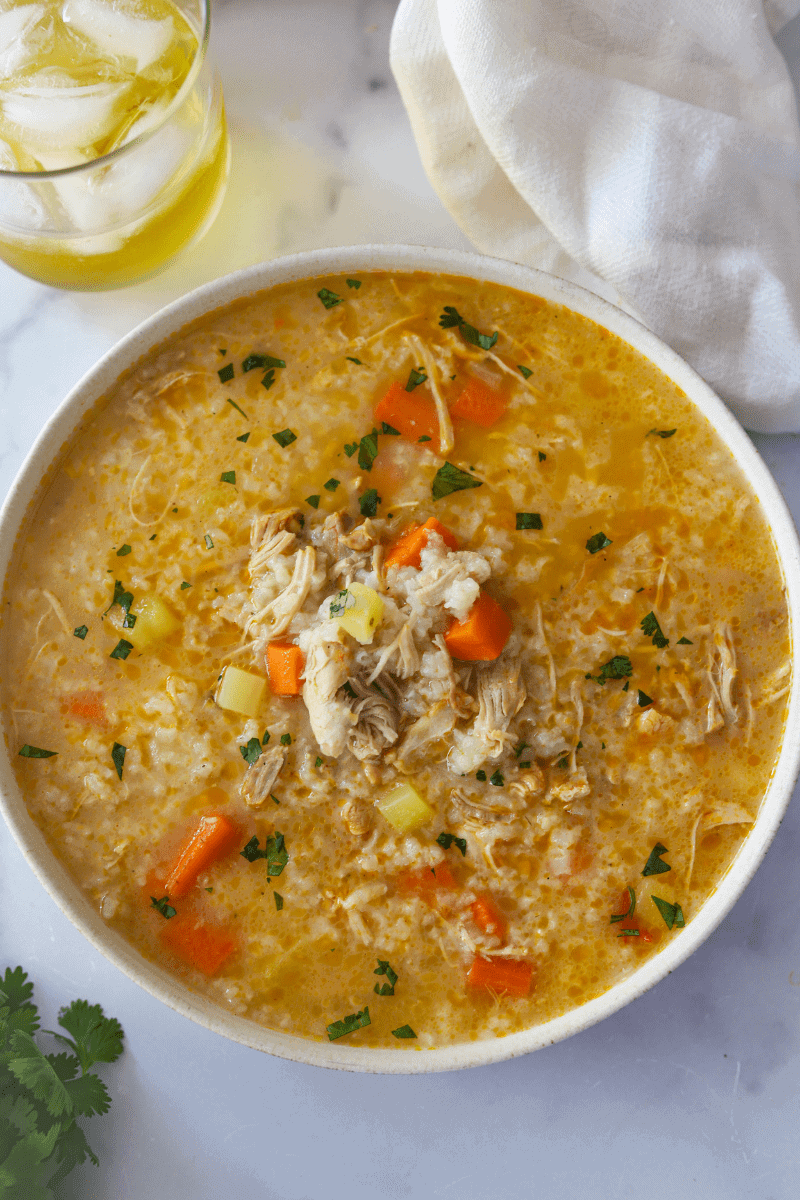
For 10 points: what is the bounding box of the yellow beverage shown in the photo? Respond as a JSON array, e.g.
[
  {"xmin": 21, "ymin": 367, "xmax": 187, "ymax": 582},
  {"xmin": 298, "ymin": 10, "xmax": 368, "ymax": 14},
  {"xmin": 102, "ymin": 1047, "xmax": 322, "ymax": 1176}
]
[{"xmin": 0, "ymin": 0, "xmax": 228, "ymax": 288}]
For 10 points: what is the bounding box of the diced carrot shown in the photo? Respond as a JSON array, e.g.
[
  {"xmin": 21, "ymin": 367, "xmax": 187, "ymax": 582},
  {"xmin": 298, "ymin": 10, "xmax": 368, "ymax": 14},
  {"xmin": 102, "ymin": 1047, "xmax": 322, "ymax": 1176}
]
[
  {"xmin": 444, "ymin": 591, "xmax": 512, "ymax": 661},
  {"xmin": 470, "ymin": 893, "xmax": 507, "ymax": 944},
  {"xmin": 64, "ymin": 690, "xmax": 107, "ymax": 727},
  {"xmin": 385, "ymin": 517, "xmax": 459, "ymax": 570},
  {"xmin": 450, "ymin": 377, "xmax": 508, "ymax": 428},
  {"xmin": 399, "ymin": 861, "xmax": 457, "ymax": 902},
  {"xmin": 467, "ymin": 955, "xmax": 533, "ymax": 997},
  {"xmin": 161, "ymin": 916, "xmax": 236, "ymax": 975},
  {"xmin": 375, "ymin": 380, "xmax": 438, "ymax": 444},
  {"xmin": 163, "ymin": 813, "xmax": 240, "ymax": 899},
  {"xmin": 266, "ymin": 642, "xmax": 305, "ymax": 696}
]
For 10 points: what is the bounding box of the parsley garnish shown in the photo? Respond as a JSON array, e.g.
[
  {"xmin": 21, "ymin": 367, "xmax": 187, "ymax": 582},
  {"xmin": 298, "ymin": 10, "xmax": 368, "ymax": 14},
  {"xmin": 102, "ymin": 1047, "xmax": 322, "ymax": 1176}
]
[
  {"xmin": 642, "ymin": 843, "xmax": 671, "ymax": 877},
  {"xmin": 622, "ymin": 681, "xmax": 630, "ymax": 692},
  {"xmin": 439, "ymin": 306, "xmax": 498, "ymax": 351},
  {"xmin": 381, "ymin": 422, "xmax": 400, "ymax": 435},
  {"xmin": 239, "ymin": 737, "xmax": 263, "ymax": 765},
  {"xmin": 651, "ymin": 895, "xmax": 685, "ymax": 930},
  {"xmin": 237, "ymin": 432, "xmax": 250, "ymax": 443},
  {"xmin": 116, "ymin": 544, "xmax": 131, "ymax": 557},
  {"xmin": 514, "ymin": 741, "xmax": 530, "ymax": 759},
  {"xmin": 476, "ymin": 769, "xmax": 487, "ymax": 782},
  {"xmin": 111, "ymin": 743, "xmax": 126, "ymax": 780},
  {"xmin": 518, "ymin": 761, "xmax": 531, "ymax": 769},
  {"xmin": 272, "ymin": 429, "xmax": 297, "ymax": 448},
  {"xmin": 315, "ymin": 756, "xmax": 323, "ymax": 768},
  {"xmin": 360, "ymin": 488, "xmax": 380, "ymax": 517},
  {"xmin": 347, "ymin": 357, "xmax": 363, "ymax": 365},
  {"xmin": 240, "ymin": 832, "xmax": 288, "ymax": 876},
  {"xmin": 391, "ymin": 1024, "xmax": 417, "ymax": 1039},
  {"xmin": 432, "ymin": 462, "xmax": 482, "ymax": 500},
  {"xmin": 586, "ymin": 531, "xmax": 612, "ymax": 554},
  {"xmin": 306, "ymin": 495, "xmax": 321, "ymax": 509},
  {"xmin": 150, "ymin": 896, "xmax": 176, "ymax": 919},
  {"xmin": 324, "ymin": 478, "xmax": 340, "ymax": 492},
  {"xmin": 226, "ymin": 397, "xmax": 248, "ymax": 418},
  {"xmin": 103, "ymin": 579, "xmax": 134, "ymax": 625},
  {"xmin": 73, "ymin": 625, "xmax": 88, "ymax": 639},
  {"xmin": 318, "ymin": 288, "xmax": 343, "ymax": 309},
  {"xmin": 110, "ymin": 639, "xmax": 133, "ymax": 660},
  {"xmin": 218, "ymin": 363, "xmax": 234, "ymax": 383},
  {"xmin": 538, "ymin": 451, "xmax": 547, "ymax": 462},
  {"xmin": 637, "ymin": 690, "xmax": 653, "ymax": 707},
  {"xmin": 346, "ymin": 278, "xmax": 362, "ymax": 289},
  {"xmin": 180, "ymin": 581, "xmax": 191, "ymax": 590},
  {"xmin": 344, "ymin": 441, "xmax": 358, "ymax": 456},
  {"xmin": 405, "ymin": 367, "xmax": 427, "ymax": 392},
  {"xmin": 261, "ymin": 369, "xmax": 276, "ymax": 391},
  {"xmin": 418, "ymin": 435, "xmax": 432, "ymax": 442},
  {"xmin": 274, "ymin": 892, "xmax": 284, "ymax": 911},
  {"xmin": 242, "ymin": 353, "xmax": 285, "ymax": 372},
  {"xmin": 648, "ymin": 428, "xmax": 677, "ymax": 438},
  {"xmin": 586, "ymin": 655, "xmax": 632, "ymax": 685},
  {"xmin": 678, "ymin": 636, "xmax": 693, "ymax": 645},
  {"xmin": 271, "ymin": 794, "xmax": 280, "ymax": 805},
  {"xmin": 641, "ymin": 611, "xmax": 669, "ymax": 648},
  {"xmin": 437, "ymin": 832, "xmax": 467, "ymax": 856},
  {"xmin": 489, "ymin": 769, "xmax": 505, "ymax": 786},
  {"xmin": 373, "ymin": 959, "xmax": 398, "ymax": 996},
  {"xmin": 280, "ymin": 733, "xmax": 291, "ymax": 746},
  {"xmin": 516, "ymin": 512, "xmax": 542, "ymax": 530},
  {"xmin": 330, "ymin": 589, "xmax": 354, "ymax": 617},
  {"xmin": 518, "ymin": 365, "xmax": 533, "ymax": 379},
  {"xmin": 617, "ymin": 928, "xmax": 640, "ymax": 938},
  {"xmin": 610, "ymin": 885, "xmax": 636, "ymax": 924},
  {"xmin": 358, "ymin": 428, "xmax": 380, "ymax": 471},
  {"xmin": 326, "ymin": 1007, "xmax": 370, "ymax": 1040},
  {"xmin": 18, "ymin": 744, "xmax": 57, "ymax": 758},
  {"xmin": 220, "ymin": 470, "xmax": 236, "ymax": 485}
]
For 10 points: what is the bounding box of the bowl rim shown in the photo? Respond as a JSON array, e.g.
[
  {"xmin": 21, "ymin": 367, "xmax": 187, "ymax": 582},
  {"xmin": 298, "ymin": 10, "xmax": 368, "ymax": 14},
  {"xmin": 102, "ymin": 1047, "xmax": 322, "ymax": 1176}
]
[{"xmin": 1, "ymin": 243, "xmax": 798, "ymax": 1074}]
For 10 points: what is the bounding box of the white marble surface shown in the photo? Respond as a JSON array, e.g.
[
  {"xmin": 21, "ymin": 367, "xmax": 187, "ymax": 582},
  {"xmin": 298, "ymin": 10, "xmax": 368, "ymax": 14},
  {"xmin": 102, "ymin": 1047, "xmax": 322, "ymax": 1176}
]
[{"xmin": 1, "ymin": 2, "xmax": 800, "ymax": 1196}]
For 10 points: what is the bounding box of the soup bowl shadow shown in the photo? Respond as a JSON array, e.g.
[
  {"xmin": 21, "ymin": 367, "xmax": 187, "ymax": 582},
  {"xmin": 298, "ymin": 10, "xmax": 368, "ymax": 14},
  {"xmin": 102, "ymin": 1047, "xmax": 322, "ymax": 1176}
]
[{"xmin": 1, "ymin": 245, "xmax": 799, "ymax": 1073}]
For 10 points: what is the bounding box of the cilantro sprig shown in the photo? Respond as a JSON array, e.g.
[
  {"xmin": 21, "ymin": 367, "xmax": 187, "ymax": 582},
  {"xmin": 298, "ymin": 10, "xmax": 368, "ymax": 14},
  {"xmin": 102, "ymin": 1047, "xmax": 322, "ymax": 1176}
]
[
  {"xmin": 641, "ymin": 611, "xmax": 669, "ymax": 648},
  {"xmin": 585, "ymin": 655, "xmax": 632, "ymax": 686},
  {"xmin": 439, "ymin": 306, "xmax": 498, "ymax": 351},
  {"xmin": 241, "ymin": 832, "xmax": 288, "ymax": 876},
  {"xmin": 326, "ymin": 1007, "xmax": 370, "ymax": 1041},
  {"xmin": 373, "ymin": 960, "xmax": 399, "ymax": 996}
]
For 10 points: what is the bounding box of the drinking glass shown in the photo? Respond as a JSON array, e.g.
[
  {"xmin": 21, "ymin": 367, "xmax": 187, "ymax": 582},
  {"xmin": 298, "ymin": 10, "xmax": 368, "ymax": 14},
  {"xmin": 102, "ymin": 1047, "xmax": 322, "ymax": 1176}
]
[{"xmin": 0, "ymin": 0, "xmax": 229, "ymax": 289}]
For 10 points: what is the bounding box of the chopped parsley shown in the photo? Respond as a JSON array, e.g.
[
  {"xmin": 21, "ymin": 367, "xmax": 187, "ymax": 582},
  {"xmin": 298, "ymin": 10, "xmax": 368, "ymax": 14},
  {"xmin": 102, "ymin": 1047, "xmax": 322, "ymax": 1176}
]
[
  {"xmin": 586, "ymin": 655, "xmax": 632, "ymax": 685},
  {"xmin": 239, "ymin": 737, "xmax": 263, "ymax": 765},
  {"xmin": 610, "ymin": 885, "xmax": 636, "ymax": 924},
  {"xmin": 418, "ymin": 435, "xmax": 432, "ymax": 442},
  {"xmin": 341, "ymin": 681, "xmax": 357, "ymax": 699},
  {"xmin": 642, "ymin": 843, "xmax": 671, "ymax": 877},
  {"xmin": 476, "ymin": 769, "xmax": 487, "ymax": 782},
  {"xmin": 518, "ymin": 364, "xmax": 533, "ymax": 379},
  {"xmin": 405, "ymin": 367, "xmax": 427, "ymax": 392},
  {"xmin": 538, "ymin": 451, "xmax": 547, "ymax": 462},
  {"xmin": 280, "ymin": 733, "xmax": 292, "ymax": 746},
  {"xmin": 347, "ymin": 357, "xmax": 363, "ymax": 365},
  {"xmin": 330, "ymin": 589, "xmax": 355, "ymax": 617},
  {"xmin": 326, "ymin": 1007, "xmax": 370, "ymax": 1041},
  {"xmin": 306, "ymin": 495, "xmax": 321, "ymax": 509},
  {"xmin": 73, "ymin": 625, "xmax": 88, "ymax": 639},
  {"xmin": 678, "ymin": 636, "xmax": 693, "ymax": 645},
  {"xmin": 271, "ymin": 794, "xmax": 280, "ymax": 805},
  {"xmin": 360, "ymin": 488, "xmax": 380, "ymax": 517},
  {"xmin": 648, "ymin": 428, "xmax": 677, "ymax": 438},
  {"xmin": 261, "ymin": 370, "xmax": 276, "ymax": 390},
  {"xmin": 641, "ymin": 611, "xmax": 669, "ymax": 648},
  {"xmin": 490, "ymin": 769, "xmax": 505, "ymax": 786},
  {"xmin": 346, "ymin": 278, "xmax": 362, "ymax": 289},
  {"xmin": 218, "ymin": 363, "xmax": 234, "ymax": 383},
  {"xmin": 226, "ymin": 397, "xmax": 248, "ymax": 418},
  {"xmin": 103, "ymin": 579, "xmax": 134, "ymax": 625},
  {"xmin": 242, "ymin": 353, "xmax": 285, "ymax": 372},
  {"xmin": 637, "ymin": 690, "xmax": 653, "ymax": 707},
  {"xmin": 391, "ymin": 1024, "xmax": 417, "ymax": 1039},
  {"xmin": 651, "ymin": 895, "xmax": 685, "ymax": 930},
  {"xmin": 240, "ymin": 832, "xmax": 288, "ymax": 876},
  {"xmin": 324, "ymin": 478, "xmax": 341, "ymax": 492},
  {"xmin": 381, "ymin": 422, "xmax": 400, "ymax": 435},
  {"xmin": 586, "ymin": 531, "xmax": 612, "ymax": 554},
  {"xmin": 518, "ymin": 761, "xmax": 531, "ymax": 769},
  {"xmin": 344, "ymin": 441, "xmax": 358, "ymax": 457},
  {"xmin": 109, "ymin": 639, "xmax": 133, "ymax": 661},
  {"xmin": 617, "ymin": 928, "xmax": 640, "ymax": 938},
  {"xmin": 437, "ymin": 832, "xmax": 467, "ymax": 856},
  {"xmin": 432, "ymin": 461, "xmax": 482, "ymax": 500},
  {"xmin": 204, "ymin": 533, "xmax": 214, "ymax": 549},
  {"xmin": 116, "ymin": 544, "xmax": 131, "ymax": 557},
  {"xmin": 373, "ymin": 959, "xmax": 398, "ymax": 995},
  {"xmin": 315, "ymin": 756, "xmax": 323, "ymax": 768},
  {"xmin": 622, "ymin": 681, "xmax": 630, "ymax": 692},
  {"xmin": 439, "ymin": 306, "xmax": 498, "ymax": 351},
  {"xmin": 318, "ymin": 288, "xmax": 343, "ymax": 309},
  {"xmin": 150, "ymin": 896, "xmax": 176, "ymax": 919},
  {"xmin": 516, "ymin": 512, "xmax": 543, "ymax": 530},
  {"xmin": 272, "ymin": 429, "xmax": 297, "ymax": 448},
  {"xmin": 180, "ymin": 581, "xmax": 191, "ymax": 590},
  {"xmin": 18, "ymin": 744, "xmax": 56, "ymax": 759},
  {"xmin": 556, "ymin": 756, "xmax": 568, "ymax": 769},
  {"xmin": 237, "ymin": 432, "xmax": 250, "ymax": 443},
  {"xmin": 514, "ymin": 741, "xmax": 530, "ymax": 759},
  {"xmin": 358, "ymin": 428, "xmax": 380, "ymax": 471},
  {"xmin": 111, "ymin": 743, "xmax": 126, "ymax": 780},
  {"xmin": 274, "ymin": 891, "xmax": 284, "ymax": 911},
  {"xmin": 220, "ymin": 470, "xmax": 236, "ymax": 485}
]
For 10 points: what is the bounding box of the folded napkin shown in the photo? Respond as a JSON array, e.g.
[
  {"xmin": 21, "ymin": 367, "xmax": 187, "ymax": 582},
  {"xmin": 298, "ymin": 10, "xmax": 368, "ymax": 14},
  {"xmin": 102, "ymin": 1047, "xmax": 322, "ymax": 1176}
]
[{"xmin": 391, "ymin": 0, "xmax": 800, "ymax": 432}]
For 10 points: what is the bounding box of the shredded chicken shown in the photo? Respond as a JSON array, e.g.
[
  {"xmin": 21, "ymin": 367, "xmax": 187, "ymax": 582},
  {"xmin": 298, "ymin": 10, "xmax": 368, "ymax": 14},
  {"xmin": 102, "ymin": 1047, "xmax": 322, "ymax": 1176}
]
[
  {"xmin": 393, "ymin": 700, "xmax": 457, "ymax": 772},
  {"xmin": 687, "ymin": 799, "xmax": 753, "ymax": 882},
  {"xmin": 449, "ymin": 786, "xmax": 528, "ymax": 825},
  {"xmin": 434, "ymin": 634, "xmax": 476, "ymax": 719},
  {"xmin": 637, "ymin": 708, "xmax": 676, "ymax": 735},
  {"xmin": 301, "ymin": 624, "xmax": 355, "ymax": 756},
  {"xmin": 248, "ymin": 508, "xmax": 301, "ymax": 577},
  {"xmin": 240, "ymin": 745, "xmax": 287, "ymax": 808},
  {"xmin": 508, "ymin": 765, "xmax": 546, "ymax": 800},
  {"xmin": 449, "ymin": 658, "xmax": 526, "ymax": 773},
  {"xmin": 408, "ymin": 333, "xmax": 454, "ymax": 454},
  {"xmin": 367, "ymin": 620, "xmax": 420, "ymax": 682},
  {"xmin": 247, "ymin": 546, "xmax": 316, "ymax": 639},
  {"xmin": 707, "ymin": 624, "xmax": 739, "ymax": 725},
  {"xmin": 340, "ymin": 799, "xmax": 373, "ymax": 836},
  {"xmin": 346, "ymin": 676, "xmax": 399, "ymax": 761},
  {"xmin": 547, "ymin": 768, "xmax": 590, "ymax": 806}
]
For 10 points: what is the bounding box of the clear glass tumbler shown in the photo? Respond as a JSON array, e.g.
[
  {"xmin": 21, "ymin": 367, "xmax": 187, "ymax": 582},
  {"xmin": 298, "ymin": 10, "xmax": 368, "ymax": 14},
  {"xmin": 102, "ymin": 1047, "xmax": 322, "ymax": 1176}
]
[{"xmin": 0, "ymin": 0, "xmax": 229, "ymax": 289}]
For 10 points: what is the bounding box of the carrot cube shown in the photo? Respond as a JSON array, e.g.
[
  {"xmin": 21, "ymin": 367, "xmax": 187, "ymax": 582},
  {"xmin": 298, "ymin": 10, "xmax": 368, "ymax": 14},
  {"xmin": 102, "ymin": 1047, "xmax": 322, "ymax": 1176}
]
[
  {"xmin": 161, "ymin": 917, "xmax": 236, "ymax": 975},
  {"xmin": 467, "ymin": 955, "xmax": 533, "ymax": 997},
  {"xmin": 450, "ymin": 377, "xmax": 507, "ymax": 428},
  {"xmin": 267, "ymin": 642, "xmax": 305, "ymax": 695},
  {"xmin": 386, "ymin": 517, "xmax": 459, "ymax": 569},
  {"xmin": 375, "ymin": 380, "xmax": 438, "ymax": 444},
  {"xmin": 470, "ymin": 893, "xmax": 507, "ymax": 944},
  {"xmin": 164, "ymin": 812, "xmax": 240, "ymax": 899},
  {"xmin": 444, "ymin": 591, "xmax": 512, "ymax": 661}
]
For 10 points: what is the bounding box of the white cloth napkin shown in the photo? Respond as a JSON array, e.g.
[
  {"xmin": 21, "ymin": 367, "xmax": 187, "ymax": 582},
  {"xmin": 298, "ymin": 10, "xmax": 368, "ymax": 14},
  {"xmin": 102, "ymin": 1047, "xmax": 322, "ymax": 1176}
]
[{"xmin": 391, "ymin": 0, "xmax": 800, "ymax": 433}]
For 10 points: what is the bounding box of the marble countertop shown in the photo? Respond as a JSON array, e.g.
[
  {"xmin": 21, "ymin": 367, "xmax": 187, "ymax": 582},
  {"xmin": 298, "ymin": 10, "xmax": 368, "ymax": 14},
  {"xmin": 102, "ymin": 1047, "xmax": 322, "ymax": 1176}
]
[{"xmin": 1, "ymin": 2, "xmax": 800, "ymax": 1196}]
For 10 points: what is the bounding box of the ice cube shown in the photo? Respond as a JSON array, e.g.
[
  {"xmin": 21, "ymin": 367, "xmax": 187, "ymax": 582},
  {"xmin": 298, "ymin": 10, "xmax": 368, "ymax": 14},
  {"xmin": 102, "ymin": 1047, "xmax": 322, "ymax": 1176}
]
[
  {"xmin": 0, "ymin": 4, "xmax": 47, "ymax": 79},
  {"xmin": 0, "ymin": 134, "xmax": 49, "ymax": 226},
  {"xmin": 1, "ymin": 74, "xmax": 132, "ymax": 153},
  {"xmin": 61, "ymin": 0, "xmax": 173, "ymax": 73}
]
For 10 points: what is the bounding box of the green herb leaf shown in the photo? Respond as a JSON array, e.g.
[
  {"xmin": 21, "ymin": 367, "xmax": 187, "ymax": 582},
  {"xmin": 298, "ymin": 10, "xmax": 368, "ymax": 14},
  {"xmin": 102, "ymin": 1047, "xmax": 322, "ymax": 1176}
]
[
  {"xmin": 360, "ymin": 488, "xmax": 381, "ymax": 518},
  {"xmin": 116, "ymin": 544, "xmax": 131, "ymax": 557},
  {"xmin": 318, "ymin": 288, "xmax": 343, "ymax": 309},
  {"xmin": 437, "ymin": 832, "xmax": 467, "ymax": 856},
  {"xmin": 405, "ymin": 367, "xmax": 427, "ymax": 392},
  {"xmin": 516, "ymin": 512, "xmax": 543, "ymax": 530},
  {"xmin": 538, "ymin": 451, "xmax": 547, "ymax": 462},
  {"xmin": 274, "ymin": 892, "xmax": 284, "ymax": 911},
  {"xmin": 586, "ymin": 531, "xmax": 612, "ymax": 554},
  {"xmin": 218, "ymin": 363, "xmax": 234, "ymax": 383},
  {"xmin": 476, "ymin": 769, "xmax": 487, "ymax": 782},
  {"xmin": 326, "ymin": 1006, "xmax": 370, "ymax": 1041},
  {"xmin": 556, "ymin": 756, "xmax": 568, "ymax": 769},
  {"xmin": 418, "ymin": 435, "xmax": 432, "ymax": 442},
  {"xmin": 240, "ymin": 832, "xmax": 288, "ymax": 876},
  {"xmin": 242, "ymin": 353, "xmax": 285, "ymax": 372},
  {"xmin": 180, "ymin": 581, "xmax": 191, "ymax": 590},
  {"xmin": 271, "ymin": 793, "xmax": 280, "ymax": 805},
  {"xmin": 373, "ymin": 959, "xmax": 399, "ymax": 996},
  {"xmin": 641, "ymin": 611, "xmax": 669, "ymax": 648},
  {"xmin": 381, "ymin": 422, "xmax": 400, "ymax": 435},
  {"xmin": 226, "ymin": 397, "xmax": 248, "ymax": 418},
  {"xmin": 111, "ymin": 743, "xmax": 126, "ymax": 780},
  {"xmin": 489, "ymin": 769, "xmax": 505, "ymax": 786},
  {"xmin": 346, "ymin": 279, "xmax": 362, "ymax": 289},
  {"xmin": 637, "ymin": 690, "xmax": 653, "ymax": 707},
  {"xmin": 306, "ymin": 495, "xmax": 321, "ymax": 509},
  {"xmin": 648, "ymin": 428, "xmax": 677, "ymax": 438},
  {"xmin": 73, "ymin": 625, "xmax": 88, "ymax": 639},
  {"xmin": 610, "ymin": 885, "xmax": 636, "ymax": 923},
  {"xmin": 438, "ymin": 306, "xmax": 498, "ymax": 351},
  {"xmin": 651, "ymin": 895, "xmax": 685, "ymax": 930},
  {"xmin": 237, "ymin": 432, "xmax": 251, "ymax": 443},
  {"xmin": 220, "ymin": 470, "xmax": 236, "ymax": 485},
  {"xmin": 109, "ymin": 639, "xmax": 133, "ymax": 661},
  {"xmin": 18, "ymin": 744, "xmax": 57, "ymax": 759},
  {"xmin": 324, "ymin": 478, "xmax": 341, "ymax": 492},
  {"xmin": 344, "ymin": 441, "xmax": 358, "ymax": 457},
  {"xmin": 642, "ymin": 842, "xmax": 671, "ymax": 877},
  {"xmin": 103, "ymin": 579, "xmax": 133, "ymax": 623},
  {"xmin": 315, "ymin": 756, "xmax": 323, "ymax": 768},
  {"xmin": 586, "ymin": 655, "xmax": 632, "ymax": 685},
  {"xmin": 330, "ymin": 588, "xmax": 355, "ymax": 617},
  {"xmin": 239, "ymin": 737, "xmax": 263, "ymax": 764},
  {"xmin": 617, "ymin": 928, "xmax": 640, "ymax": 937},
  {"xmin": 358, "ymin": 428, "xmax": 380, "ymax": 471},
  {"xmin": 622, "ymin": 681, "xmax": 629, "ymax": 692},
  {"xmin": 678, "ymin": 636, "xmax": 693, "ymax": 645},
  {"xmin": 432, "ymin": 461, "xmax": 482, "ymax": 500},
  {"xmin": 150, "ymin": 896, "xmax": 176, "ymax": 919},
  {"xmin": 518, "ymin": 365, "xmax": 533, "ymax": 379},
  {"xmin": 280, "ymin": 733, "xmax": 291, "ymax": 746},
  {"xmin": 55, "ymin": 998, "xmax": 124, "ymax": 1069},
  {"xmin": 272, "ymin": 429, "xmax": 297, "ymax": 448},
  {"xmin": 514, "ymin": 741, "xmax": 530, "ymax": 759},
  {"xmin": 261, "ymin": 369, "xmax": 276, "ymax": 391},
  {"xmin": 347, "ymin": 356, "xmax": 363, "ymax": 365},
  {"xmin": 391, "ymin": 1024, "xmax": 417, "ymax": 1039},
  {"xmin": 204, "ymin": 533, "xmax": 214, "ymax": 549}
]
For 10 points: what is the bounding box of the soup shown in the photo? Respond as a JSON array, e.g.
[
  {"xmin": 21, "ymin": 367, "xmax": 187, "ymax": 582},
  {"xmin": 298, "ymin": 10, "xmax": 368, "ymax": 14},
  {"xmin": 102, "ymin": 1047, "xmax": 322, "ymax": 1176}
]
[{"xmin": 1, "ymin": 271, "xmax": 791, "ymax": 1050}]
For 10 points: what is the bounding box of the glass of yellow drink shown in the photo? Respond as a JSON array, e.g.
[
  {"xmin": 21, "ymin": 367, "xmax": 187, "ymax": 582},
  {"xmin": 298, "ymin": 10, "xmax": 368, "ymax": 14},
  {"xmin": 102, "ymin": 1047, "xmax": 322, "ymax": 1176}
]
[{"xmin": 0, "ymin": 0, "xmax": 229, "ymax": 289}]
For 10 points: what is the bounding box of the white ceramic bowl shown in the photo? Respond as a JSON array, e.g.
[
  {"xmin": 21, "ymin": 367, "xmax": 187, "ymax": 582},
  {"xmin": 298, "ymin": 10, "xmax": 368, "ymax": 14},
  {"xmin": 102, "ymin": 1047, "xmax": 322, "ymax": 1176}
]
[{"xmin": 2, "ymin": 245, "xmax": 799, "ymax": 1073}]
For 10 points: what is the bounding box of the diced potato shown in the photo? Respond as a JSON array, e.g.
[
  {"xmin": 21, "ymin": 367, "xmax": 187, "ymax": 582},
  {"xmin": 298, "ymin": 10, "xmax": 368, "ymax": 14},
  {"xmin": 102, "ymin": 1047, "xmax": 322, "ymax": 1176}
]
[
  {"xmin": 215, "ymin": 666, "xmax": 266, "ymax": 717},
  {"xmin": 125, "ymin": 593, "xmax": 180, "ymax": 650},
  {"xmin": 377, "ymin": 783, "xmax": 434, "ymax": 833},
  {"xmin": 331, "ymin": 582, "xmax": 384, "ymax": 645}
]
